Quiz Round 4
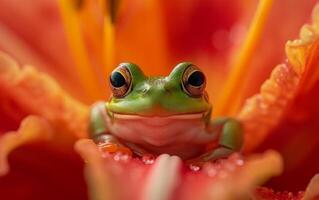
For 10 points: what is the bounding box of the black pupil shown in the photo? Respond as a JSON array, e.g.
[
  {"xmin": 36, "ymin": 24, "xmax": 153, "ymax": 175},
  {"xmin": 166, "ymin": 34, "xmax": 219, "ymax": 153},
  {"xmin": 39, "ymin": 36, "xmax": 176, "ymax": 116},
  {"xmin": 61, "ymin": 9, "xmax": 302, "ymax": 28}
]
[
  {"xmin": 110, "ymin": 71, "xmax": 126, "ymax": 87},
  {"xmin": 188, "ymin": 71, "xmax": 205, "ymax": 86}
]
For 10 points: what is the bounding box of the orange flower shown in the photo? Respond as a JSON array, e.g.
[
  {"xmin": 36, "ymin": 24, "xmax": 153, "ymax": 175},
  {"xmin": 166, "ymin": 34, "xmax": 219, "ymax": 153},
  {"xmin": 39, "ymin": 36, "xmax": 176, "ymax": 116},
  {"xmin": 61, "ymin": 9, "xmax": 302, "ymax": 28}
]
[{"xmin": 0, "ymin": 0, "xmax": 319, "ymax": 199}]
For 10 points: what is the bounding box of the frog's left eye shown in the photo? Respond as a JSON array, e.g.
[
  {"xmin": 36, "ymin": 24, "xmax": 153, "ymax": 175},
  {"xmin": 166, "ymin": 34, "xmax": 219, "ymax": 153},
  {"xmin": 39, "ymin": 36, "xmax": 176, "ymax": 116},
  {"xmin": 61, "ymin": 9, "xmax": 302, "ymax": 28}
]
[
  {"xmin": 109, "ymin": 65, "xmax": 132, "ymax": 98},
  {"xmin": 182, "ymin": 65, "xmax": 206, "ymax": 97}
]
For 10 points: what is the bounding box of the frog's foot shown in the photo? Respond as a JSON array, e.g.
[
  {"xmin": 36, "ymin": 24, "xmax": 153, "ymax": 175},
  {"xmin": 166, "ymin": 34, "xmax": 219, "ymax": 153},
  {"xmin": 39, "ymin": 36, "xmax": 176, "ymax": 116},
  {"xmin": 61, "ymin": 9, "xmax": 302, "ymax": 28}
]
[
  {"xmin": 94, "ymin": 135, "xmax": 133, "ymax": 160},
  {"xmin": 186, "ymin": 147, "xmax": 236, "ymax": 167},
  {"xmin": 186, "ymin": 117, "xmax": 244, "ymax": 167},
  {"xmin": 98, "ymin": 142, "xmax": 133, "ymax": 156},
  {"xmin": 123, "ymin": 142, "xmax": 156, "ymax": 163}
]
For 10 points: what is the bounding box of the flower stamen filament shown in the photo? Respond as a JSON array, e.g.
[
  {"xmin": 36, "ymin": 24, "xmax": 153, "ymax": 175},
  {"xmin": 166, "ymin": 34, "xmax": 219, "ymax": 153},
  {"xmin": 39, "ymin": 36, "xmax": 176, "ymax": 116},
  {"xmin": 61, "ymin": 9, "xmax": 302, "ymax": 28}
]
[
  {"xmin": 215, "ymin": 0, "xmax": 273, "ymax": 116},
  {"xmin": 58, "ymin": 0, "xmax": 102, "ymax": 101}
]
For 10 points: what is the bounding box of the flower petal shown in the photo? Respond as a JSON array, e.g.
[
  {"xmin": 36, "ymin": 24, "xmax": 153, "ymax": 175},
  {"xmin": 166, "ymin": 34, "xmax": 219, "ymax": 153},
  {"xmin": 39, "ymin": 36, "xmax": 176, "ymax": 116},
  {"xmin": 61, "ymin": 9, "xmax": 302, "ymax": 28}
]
[
  {"xmin": 0, "ymin": 139, "xmax": 87, "ymax": 200},
  {"xmin": 74, "ymin": 139, "xmax": 115, "ymax": 200},
  {"xmin": 0, "ymin": 116, "xmax": 52, "ymax": 176},
  {"xmin": 0, "ymin": 52, "xmax": 89, "ymax": 139},
  {"xmin": 303, "ymin": 174, "xmax": 319, "ymax": 200},
  {"xmin": 0, "ymin": 0, "xmax": 89, "ymax": 101},
  {"xmin": 232, "ymin": 0, "xmax": 318, "ymax": 110},
  {"xmin": 253, "ymin": 187, "xmax": 304, "ymax": 200},
  {"xmin": 75, "ymin": 138, "xmax": 283, "ymax": 200},
  {"xmin": 204, "ymin": 150, "xmax": 283, "ymax": 199},
  {"xmin": 116, "ymin": 0, "xmax": 171, "ymax": 75},
  {"xmin": 238, "ymin": 2, "xmax": 319, "ymax": 152},
  {"xmin": 238, "ymin": 63, "xmax": 299, "ymax": 152},
  {"xmin": 0, "ymin": 53, "xmax": 89, "ymax": 199}
]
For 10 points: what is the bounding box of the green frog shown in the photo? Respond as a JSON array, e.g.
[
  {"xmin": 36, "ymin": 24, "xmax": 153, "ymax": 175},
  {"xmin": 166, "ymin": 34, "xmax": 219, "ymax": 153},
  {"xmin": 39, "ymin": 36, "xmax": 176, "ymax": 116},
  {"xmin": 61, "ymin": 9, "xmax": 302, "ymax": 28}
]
[{"xmin": 89, "ymin": 62, "xmax": 243, "ymax": 164}]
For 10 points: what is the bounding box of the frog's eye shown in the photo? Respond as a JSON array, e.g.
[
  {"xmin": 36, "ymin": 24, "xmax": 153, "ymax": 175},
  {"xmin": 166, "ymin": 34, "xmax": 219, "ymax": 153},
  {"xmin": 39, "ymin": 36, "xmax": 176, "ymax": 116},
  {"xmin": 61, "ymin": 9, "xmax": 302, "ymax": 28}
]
[
  {"xmin": 109, "ymin": 65, "xmax": 132, "ymax": 98},
  {"xmin": 182, "ymin": 65, "xmax": 206, "ymax": 97}
]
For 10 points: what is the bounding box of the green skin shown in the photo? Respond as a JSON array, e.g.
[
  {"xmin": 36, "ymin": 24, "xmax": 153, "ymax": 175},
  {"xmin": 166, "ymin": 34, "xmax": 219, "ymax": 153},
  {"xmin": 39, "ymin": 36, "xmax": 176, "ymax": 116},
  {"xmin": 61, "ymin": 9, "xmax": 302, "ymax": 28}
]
[{"xmin": 89, "ymin": 62, "xmax": 243, "ymax": 164}]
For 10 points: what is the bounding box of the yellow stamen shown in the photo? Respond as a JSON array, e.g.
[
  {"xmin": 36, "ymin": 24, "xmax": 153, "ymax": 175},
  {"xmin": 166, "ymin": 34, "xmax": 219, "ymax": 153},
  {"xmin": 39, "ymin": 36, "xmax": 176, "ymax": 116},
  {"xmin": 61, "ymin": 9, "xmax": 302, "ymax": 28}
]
[
  {"xmin": 215, "ymin": 0, "xmax": 273, "ymax": 116},
  {"xmin": 58, "ymin": 0, "xmax": 102, "ymax": 101}
]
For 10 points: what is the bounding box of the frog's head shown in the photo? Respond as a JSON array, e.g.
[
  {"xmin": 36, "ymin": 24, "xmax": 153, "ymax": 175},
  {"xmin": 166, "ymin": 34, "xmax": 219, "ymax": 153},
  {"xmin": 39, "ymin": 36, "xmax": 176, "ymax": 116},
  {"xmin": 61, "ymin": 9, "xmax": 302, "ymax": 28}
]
[{"xmin": 106, "ymin": 62, "xmax": 212, "ymax": 122}]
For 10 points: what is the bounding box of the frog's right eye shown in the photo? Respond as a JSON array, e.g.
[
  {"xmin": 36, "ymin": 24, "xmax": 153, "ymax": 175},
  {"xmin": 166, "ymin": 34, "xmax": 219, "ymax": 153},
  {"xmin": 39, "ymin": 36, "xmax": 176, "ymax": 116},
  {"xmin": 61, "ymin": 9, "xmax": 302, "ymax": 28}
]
[
  {"xmin": 109, "ymin": 65, "xmax": 132, "ymax": 98},
  {"xmin": 181, "ymin": 65, "xmax": 206, "ymax": 97}
]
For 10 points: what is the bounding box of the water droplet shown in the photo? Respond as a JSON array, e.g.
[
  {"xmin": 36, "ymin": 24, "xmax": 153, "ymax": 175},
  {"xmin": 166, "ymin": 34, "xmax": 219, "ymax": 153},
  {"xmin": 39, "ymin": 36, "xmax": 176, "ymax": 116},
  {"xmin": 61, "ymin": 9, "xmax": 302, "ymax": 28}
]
[
  {"xmin": 142, "ymin": 154, "xmax": 155, "ymax": 165},
  {"xmin": 121, "ymin": 154, "xmax": 130, "ymax": 162},
  {"xmin": 113, "ymin": 153, "xmax": 121, "ymax": 161},
  {"xmin": 189, "ymin": 164, "xmax": 201, "ymax": 172},
  {"xmin": 112, "ymin": 152, "xmax": 131, "ymax": 162},
  {"xmin": 235, "ymin": 159, "xmax": 244, "ymax": 166}
]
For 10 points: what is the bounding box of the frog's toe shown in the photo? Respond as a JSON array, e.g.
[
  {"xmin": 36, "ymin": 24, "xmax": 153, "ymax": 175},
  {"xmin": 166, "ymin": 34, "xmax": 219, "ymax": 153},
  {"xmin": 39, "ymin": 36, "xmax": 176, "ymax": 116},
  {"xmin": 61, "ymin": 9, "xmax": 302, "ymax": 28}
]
[{"xmin": 98, "ymin": 142, "xmax": 133, "ymax": 157}]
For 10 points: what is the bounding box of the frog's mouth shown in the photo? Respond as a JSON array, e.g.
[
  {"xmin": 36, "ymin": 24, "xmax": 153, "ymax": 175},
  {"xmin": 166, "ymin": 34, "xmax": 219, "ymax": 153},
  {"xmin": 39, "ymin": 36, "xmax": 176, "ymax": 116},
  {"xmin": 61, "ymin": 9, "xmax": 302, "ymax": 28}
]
[
  {"xmin": 112, "ymin": 113, "xmax": 204, "ymax": 119},
  {"xmin": 109, "ymin": 112, "xmax": 209, "ymax": 127}
]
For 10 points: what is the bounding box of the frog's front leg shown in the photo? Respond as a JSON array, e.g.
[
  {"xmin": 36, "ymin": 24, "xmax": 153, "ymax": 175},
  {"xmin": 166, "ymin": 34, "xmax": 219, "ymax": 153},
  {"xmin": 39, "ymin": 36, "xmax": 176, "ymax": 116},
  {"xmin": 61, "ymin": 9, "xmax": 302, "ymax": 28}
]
[
  {"xmin": 187, "ymin": 117, "xmax": 243, "ymax": 165},
  {"xmin": 89, "ymin": 101, "xmax": 132, "ymax": 155}
]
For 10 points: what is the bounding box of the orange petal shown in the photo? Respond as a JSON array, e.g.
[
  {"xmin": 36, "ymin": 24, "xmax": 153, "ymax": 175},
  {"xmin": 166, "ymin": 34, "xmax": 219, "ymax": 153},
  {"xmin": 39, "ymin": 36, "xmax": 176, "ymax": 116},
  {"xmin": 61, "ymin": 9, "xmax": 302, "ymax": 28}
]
[
  {"xmin": 303, "ymin": 174, "xmax": 319, "ymax": 200},
  {"xmin": 203, "ymin": 150, "xmax": 283, "ymax": 199},
  {"xmin": 75, "ymin": 137, "xmax": 283, "ymax": 200},
  {"xmin": 0, "ymin": 116, "xmax": 52, "ymax": 176},
  {"xmin": 228, "ymin": 0, "xmax": 318, "ymax": 114},
  {"xmin": 0, "ymin": 0, "xmax": 89, "ymax": 101},
  {"xmin": 238, "ymin": 2, "xmax": 319, "ymax": 152},
  {"xmin": 238, "ymin": 63, "xmax": 299, "ymax": 152},
  {"xmin": 116, "ymin": 0, "xmax": 170, "ymax": 76},
  {"xmin": 0, "ymin": 52, "xmax": 89, "ymax": 139}
]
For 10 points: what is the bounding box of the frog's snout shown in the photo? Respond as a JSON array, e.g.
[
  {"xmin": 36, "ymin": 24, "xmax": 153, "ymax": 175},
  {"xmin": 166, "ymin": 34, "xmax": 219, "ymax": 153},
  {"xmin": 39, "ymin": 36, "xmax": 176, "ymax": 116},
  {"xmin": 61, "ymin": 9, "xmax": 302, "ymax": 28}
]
[{"xmin": 140, "ymin": 80, "xmax": 167, "ymax": 96}]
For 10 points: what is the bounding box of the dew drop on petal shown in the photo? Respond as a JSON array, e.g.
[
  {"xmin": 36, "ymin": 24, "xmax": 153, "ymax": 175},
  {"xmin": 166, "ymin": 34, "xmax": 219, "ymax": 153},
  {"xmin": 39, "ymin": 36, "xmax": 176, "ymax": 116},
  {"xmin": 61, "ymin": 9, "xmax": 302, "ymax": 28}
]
[
  {"xmin": 120, "ymin": 154, "xmax": 131, "ymax": 162},
  {"xmin": 142, "ymin": 154, "xmax": 155, "ymax": 165},
  {"xmin": 235, "ymin": 159, "xmax": 244, "ymax": 166},
  {"xmin": 189, "ymin": 164, "xmax": 201, "ymax": 172},
  {"xmin": 113, "ymin": 153, "xmax": 121, "ymax": 161},
  {"xmin": 113, "ymin": 152, "xmax": 131, "ymax": 162},
  {"xmin": 203, "ymin": 163, "xmax": 218, "ymax": 177}
]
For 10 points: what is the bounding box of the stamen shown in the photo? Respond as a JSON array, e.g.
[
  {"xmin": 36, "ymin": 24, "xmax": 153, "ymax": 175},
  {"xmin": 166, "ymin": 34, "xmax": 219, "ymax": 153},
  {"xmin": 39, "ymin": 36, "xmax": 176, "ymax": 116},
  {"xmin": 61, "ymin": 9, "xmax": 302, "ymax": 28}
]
[
  {"xmin": 215, "ymin": 0, "xmax": 273, "ymax": 116},
  {"xmin": 58, "ymin": 0, "xmax": 102, "ymax": 100}
]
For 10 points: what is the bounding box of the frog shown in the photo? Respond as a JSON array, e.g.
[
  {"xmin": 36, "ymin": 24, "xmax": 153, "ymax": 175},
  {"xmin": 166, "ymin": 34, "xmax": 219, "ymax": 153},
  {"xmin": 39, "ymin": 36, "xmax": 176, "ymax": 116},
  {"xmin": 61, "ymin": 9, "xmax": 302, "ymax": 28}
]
[{"xmin": 89, "ymin": 62, "xmax": 243, "ymax": 164}]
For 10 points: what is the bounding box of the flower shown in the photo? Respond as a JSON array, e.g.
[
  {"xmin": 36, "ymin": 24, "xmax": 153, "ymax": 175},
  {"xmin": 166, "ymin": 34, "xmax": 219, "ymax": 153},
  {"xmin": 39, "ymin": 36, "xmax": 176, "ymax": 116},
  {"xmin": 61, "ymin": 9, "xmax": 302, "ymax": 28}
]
[{"xmin": 0, "ymin": 0, "xmax": 319, "ymax": 199}]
